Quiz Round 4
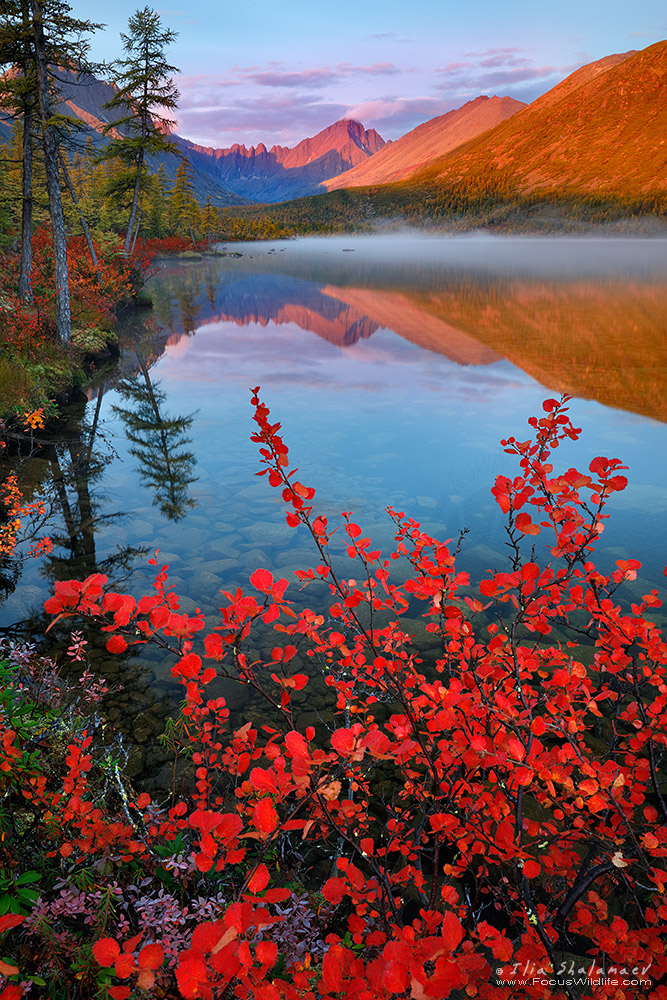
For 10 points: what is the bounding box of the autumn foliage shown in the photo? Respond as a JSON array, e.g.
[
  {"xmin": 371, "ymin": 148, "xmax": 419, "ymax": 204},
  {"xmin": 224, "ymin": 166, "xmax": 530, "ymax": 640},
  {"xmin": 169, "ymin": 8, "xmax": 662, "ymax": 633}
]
[
  {"xmin": 1, "ymin": 394, "xmax": 667, "ymax": 998},
  {"xmin": 0, "ymin": 228, "xmax": 160, "ymax": 367}
]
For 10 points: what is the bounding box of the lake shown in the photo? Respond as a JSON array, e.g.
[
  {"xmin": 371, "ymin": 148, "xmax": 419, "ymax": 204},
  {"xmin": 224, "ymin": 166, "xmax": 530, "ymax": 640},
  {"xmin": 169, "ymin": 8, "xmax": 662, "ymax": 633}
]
[{"xmin": 3, "ymin": 234, "xmax": 667, "ymax": 785}]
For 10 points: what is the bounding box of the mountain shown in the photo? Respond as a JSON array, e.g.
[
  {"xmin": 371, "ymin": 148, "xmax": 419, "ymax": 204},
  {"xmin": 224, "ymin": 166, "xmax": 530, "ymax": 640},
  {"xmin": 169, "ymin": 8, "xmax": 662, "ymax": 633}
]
[
  {"xmin": 0, "ymin": 68, "xmax": 385, "ymax": 204},
  {"xmin": 177, "ymin": 119, "xmax": 385, "ymax": 203},
  {"xmin": 412, "ymin": 42, "xmax": 667, "ymax": 194},
  {"xmin": 324, "ymin": 96, "xmax": 525, "ymax": 191},
  {"xmin": 0, "ymin": 68, "xmax": 249, "ymax": 206}
]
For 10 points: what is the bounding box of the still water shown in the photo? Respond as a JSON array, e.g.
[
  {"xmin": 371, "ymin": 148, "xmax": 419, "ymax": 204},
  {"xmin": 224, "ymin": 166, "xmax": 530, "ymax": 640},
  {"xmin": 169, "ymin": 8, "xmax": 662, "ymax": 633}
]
[{"xmin": 3, "ymin": 234, "xmax": 667, "ymax": 782}]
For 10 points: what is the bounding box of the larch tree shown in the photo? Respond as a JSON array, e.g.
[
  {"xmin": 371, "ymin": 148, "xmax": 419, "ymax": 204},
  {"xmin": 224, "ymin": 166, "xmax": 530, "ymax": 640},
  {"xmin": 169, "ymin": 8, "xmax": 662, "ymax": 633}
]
[
  {"xmin": 101, "ymin": 6, "xmax": 180, "ymax": 255},
  {"xmin": 201, "ymin": 195, "xmax": 218, "ymax": 248},
  {"xmin": 167, "ymin": 157, "xmax": 199, "ymax": 243},
  {"xmin": 1, "ymin": 0, "xmax": 101, "ymax": 340},
  {"xmin": 0, "ymin": 0, "xmax": 38, "ymax": 302}
]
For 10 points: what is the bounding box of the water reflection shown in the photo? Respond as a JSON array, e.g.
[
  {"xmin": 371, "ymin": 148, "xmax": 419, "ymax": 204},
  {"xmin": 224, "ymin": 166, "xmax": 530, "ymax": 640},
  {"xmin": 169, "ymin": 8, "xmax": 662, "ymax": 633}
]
[
  {"xmin": 112, "ymin": 352, "xmax": 198, "ymax": 522},
  {"xmin": 7, "ymin": 396, "xmax": 148, "ymax": 602},
  {"xmin": 149, "ymin": 237, "xmax": 667, "ymax": 423}
]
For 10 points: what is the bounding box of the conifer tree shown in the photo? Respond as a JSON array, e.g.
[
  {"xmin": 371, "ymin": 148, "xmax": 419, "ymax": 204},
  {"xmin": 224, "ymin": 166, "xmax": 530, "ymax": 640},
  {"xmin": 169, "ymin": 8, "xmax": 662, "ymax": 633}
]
[
  {"xmin": 147, "ymin": 164, "xmax": 167, "ymax": 237},
  {"xmin": 167, "ymin": 158, "xmax": 199, "ymax": 243},
  {"xmin": 201, "ymin": 195, "xmax": 218, "ymax": 248},
  {"xmin": 101, "ymin": 7, "xmax": 180, "ymax": 254},
  {"xmin": 1, "ymin": 0, "xmax": 37, "ymax": 300},
  {"xmin": 1, "ymin": 0, "xmax": 101, "ymax": 338}
]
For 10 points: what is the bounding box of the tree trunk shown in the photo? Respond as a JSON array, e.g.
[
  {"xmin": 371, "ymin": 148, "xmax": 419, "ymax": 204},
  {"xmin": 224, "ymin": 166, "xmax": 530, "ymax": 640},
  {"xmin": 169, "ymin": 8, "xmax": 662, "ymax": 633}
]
[
  {"xmin": 19, "ymin": 0, "xmax": 34, "ymax": 302},
  {"xmin": 124, "ymin": 149, "xmax": 144, "ymax": 255},
  {"xmin": 129, "ymin": 194, "xmax": 143, "ymax": 254},
  {"xmin": 19, "ymin": 102, "xmax": 33, "ymax": 302},
  {"xmin": 58, "ymin": 150, "xmax": 101, "ymax": 278},
  {"xmin": 32, "ymin": 0, "xmax": 71, "ymax": 346}
]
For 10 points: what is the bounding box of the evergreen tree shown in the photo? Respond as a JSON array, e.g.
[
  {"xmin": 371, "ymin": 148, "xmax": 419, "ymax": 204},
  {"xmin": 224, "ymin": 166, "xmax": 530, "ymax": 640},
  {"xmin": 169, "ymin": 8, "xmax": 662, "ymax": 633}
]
[
  {"xmin": 1, "ymin": 0, "xmax": 38, "ymax": 300},
  {"xmin": 101, "ymin": 7, "xmax": 180, "ymax": 254},
  {"xmin": 167, "ymin": 158, "xmax": 200, "ymax": 243},
  {"xmin": 147, "ymin": 164, "xmax": 167, "ymax": 237},
  {"xmin": 201, "ymin": 195, "xmax": 218, "ymax": 248},
  {"xmin": 0, "ymin": 0, "xmax": 101, "ymax": 339}
]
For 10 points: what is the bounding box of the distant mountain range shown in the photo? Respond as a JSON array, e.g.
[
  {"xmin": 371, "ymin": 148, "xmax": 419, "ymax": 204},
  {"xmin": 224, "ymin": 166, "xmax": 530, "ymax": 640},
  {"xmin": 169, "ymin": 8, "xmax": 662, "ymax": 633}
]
[
  {"xmin": 2, "ymin": 39, "xmax": 665, "ymax": 207},
  {"xmin": 177, "ymin": 119, "xmax": 385, "ymax": 202},
  {"xmin": 323, "ymin": 96, "xmax": 525, "ymax": 191}
]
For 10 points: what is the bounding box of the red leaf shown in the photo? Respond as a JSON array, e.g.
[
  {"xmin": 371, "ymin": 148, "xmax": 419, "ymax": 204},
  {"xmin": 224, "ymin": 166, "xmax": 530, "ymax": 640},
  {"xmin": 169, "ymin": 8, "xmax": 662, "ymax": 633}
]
[
  {"xmin": 331, "ymin": 728, "xmax": 358, "ymax": 757},
  {"xmin": 0, "ymin": 988, "xmax": 24, "ymax": 1000},
  {"xmin": 256, "ymin": 940, "xmax": 278, "ymax": 966},
  {"xmin": 523, "ymin": 860, "xmax": 541, "ymax": 879},
  {"xmin": 0, "ymin": 914, "xmax": 25, "ymax": 933},
  {"xmin": 322, "ymin": 877, "xmax": 346, "ymax": 904},
  {"xmin": 515, "ymin": 512, "xmax": 540, "ymax": 536},
  {"xmin": 138, "ymin": 942, "xmax": 164, "ymax": 970},
  {"xmin": 92, "ymin": 937, "xmax": 120, "ymax": 967},
  {"xmin": 252, "ymin": 798, "xmax": 278, "ymax": 836},
  {"xmin": 247, "ymin": 863, "xmax": 270, "ymax": 893},
  {"xmin": 250, "ymin": 568, "xmax": 274, "ymax": 591},
  {"xmin": 383, "ymin": 959, "xmax": 409, "ymax": 993},
  {"xmin": 322, "ymin": 947, "xmax": 345, "ymax": 989},
  {"xmin": 176, "ymin": 951, "xmax": 211, "ymax": 999},
  {"xmin": 106, "ymin": 634, "xmax": 127, "ymax": 654},
  {"xmin": 114, "ymin": 952, "xmax": 136, "ymax": 978},
  {"xmin": 191, "ymin": 921, "xmax": 228, "ymax": 954},
  {"xmin": 440, "ymin": 911, "xmax": 464, "ymax": 952}
]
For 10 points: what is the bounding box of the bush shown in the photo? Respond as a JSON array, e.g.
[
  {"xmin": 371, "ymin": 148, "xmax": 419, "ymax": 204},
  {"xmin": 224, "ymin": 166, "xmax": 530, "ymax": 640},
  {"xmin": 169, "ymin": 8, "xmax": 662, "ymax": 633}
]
[{"xmin": 1, "ymin": 394, "xmax": 666, "ymax": 999}]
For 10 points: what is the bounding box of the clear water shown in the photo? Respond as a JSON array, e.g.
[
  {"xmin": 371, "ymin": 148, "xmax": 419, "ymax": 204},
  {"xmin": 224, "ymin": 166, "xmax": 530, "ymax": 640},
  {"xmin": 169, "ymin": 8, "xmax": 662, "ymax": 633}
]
[{"xmin": 3, "ymin": 235, "xmax": 667, "ymax": 782}]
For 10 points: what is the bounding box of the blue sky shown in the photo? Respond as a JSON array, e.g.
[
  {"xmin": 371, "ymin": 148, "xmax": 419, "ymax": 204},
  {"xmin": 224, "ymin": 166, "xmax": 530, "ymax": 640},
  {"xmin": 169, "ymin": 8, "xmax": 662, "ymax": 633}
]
[{"xmin": 84, "ymin": 0, "xmax": 666, "ymax": 149}]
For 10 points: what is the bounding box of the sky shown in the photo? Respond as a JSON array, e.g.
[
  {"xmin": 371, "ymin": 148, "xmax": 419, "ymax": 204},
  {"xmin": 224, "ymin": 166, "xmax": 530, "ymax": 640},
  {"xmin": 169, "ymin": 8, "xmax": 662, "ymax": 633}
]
[{"xmin": 83, "ymin": 0, "xmax": 667, "ymax": 150}]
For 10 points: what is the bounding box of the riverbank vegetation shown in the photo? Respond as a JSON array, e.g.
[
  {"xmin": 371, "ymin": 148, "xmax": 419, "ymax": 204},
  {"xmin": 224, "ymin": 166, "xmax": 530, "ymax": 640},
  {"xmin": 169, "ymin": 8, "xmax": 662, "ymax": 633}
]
[
  {"xmin": 0, "ymin": 394, "xmax": 666, "ymax": 998},
  {"xmin": 0, "ymin": 1, "xmax": 292, "ymax": 418},
  {"xmin": 227, "ymin": 178, "xmax": 667, "ymax": 236}
]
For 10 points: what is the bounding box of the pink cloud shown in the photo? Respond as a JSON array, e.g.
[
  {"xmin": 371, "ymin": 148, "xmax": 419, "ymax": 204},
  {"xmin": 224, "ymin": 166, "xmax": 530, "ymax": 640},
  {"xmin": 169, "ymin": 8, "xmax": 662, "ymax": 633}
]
[
  {"xmin": 437, "ymin": 61, "xmax": 471, "ymax": 73},
  {"xmin": 433, "ymin": 49, "xmax": 567, "ymax": 104},
  {"xmin": 342, "ymin": 95, "xmax": 464, "ymax": 137},
  {"xmin": 337, "ymin": 62, "xmax": 402, "ymax": 76},
  {"xmin": 246, "ymin": 68, "xmax": 338, "ymax": 88},
  {"xmin": 475, "ymin": 65, "xmax": 559, "ymax": 86},
  {"xmin": 240, "ymin": 61, "xmax": 400, "ymax": 89},
  {"xmin": 175, "ymin": 95, "xmax": 349, "ymax": 146},
  {"xmin": 479, "ymin": 53, "xmax": 532, "ymax": 68},
  {"xmin": 462, "ymin": 46, "xmax": 526, "ymax": 59}
]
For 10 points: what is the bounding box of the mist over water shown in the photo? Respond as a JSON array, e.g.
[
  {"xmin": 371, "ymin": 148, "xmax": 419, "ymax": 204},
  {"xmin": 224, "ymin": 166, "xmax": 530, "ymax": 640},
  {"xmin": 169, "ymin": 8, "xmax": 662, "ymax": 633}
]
[{"xmin": 229, "ymin": 232, "xmax": 667, "ymax": 282}]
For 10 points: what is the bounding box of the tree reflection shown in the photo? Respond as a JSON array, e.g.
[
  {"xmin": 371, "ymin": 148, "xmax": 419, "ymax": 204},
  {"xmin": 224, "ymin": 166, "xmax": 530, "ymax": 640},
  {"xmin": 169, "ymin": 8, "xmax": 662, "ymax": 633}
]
[
  {"xmin": 40, "ymin": 386, "xmax": 148, "ymax": 586},
  {"xmin": 151, "ymin": 268, "xmax": 204, "ymax": 335},
  {"xmin": 112, "ymin": 352, "xmax": 198, "ymax": 521}
]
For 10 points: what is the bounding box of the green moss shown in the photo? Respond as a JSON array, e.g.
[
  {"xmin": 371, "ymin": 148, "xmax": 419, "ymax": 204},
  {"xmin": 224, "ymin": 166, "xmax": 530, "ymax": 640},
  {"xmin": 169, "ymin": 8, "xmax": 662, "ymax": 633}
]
[
  {"xmin": 0, "ymin": 358, "xmax": 34, "ymax": 413},
  {"xmin": 71, "ymin": 326, "xmax": 118, "ymax": 355},
  {"xmin": 134, "ymin": 289, "xmax": 153, "ymax": 307}
]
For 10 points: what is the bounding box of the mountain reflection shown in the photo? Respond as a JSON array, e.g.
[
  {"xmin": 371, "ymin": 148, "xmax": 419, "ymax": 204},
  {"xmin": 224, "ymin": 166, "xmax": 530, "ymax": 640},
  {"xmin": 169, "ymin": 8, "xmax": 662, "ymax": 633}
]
[{"xmin": 145, "ymin": 242, "xmax": 667, "ymax": 423}]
